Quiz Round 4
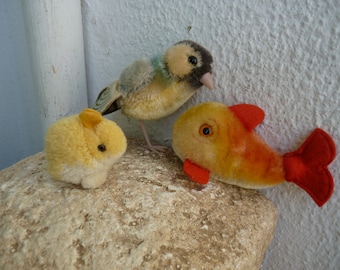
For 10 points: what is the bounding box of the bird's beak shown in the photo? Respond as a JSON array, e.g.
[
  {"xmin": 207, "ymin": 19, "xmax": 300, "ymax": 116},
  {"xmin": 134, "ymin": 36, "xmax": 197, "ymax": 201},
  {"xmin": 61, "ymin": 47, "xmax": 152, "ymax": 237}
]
[{"xmin": 200, "ymin": 72, "xmax": 214, "ymax": 90}]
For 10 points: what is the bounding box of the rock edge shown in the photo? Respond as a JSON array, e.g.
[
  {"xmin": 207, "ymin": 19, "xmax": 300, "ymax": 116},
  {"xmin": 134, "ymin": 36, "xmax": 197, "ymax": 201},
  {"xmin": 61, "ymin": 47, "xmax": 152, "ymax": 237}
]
[{"xmin": 0, "ymin": 139, "xmax": 278, "ymax": 270}]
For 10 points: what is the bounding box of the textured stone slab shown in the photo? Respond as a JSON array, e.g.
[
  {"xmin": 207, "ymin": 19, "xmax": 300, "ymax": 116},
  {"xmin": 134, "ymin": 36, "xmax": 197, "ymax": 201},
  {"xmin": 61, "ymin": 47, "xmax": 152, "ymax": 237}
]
[{"xmin": 0, "ymin": 139, "xmax": 278, "ymax": 270}]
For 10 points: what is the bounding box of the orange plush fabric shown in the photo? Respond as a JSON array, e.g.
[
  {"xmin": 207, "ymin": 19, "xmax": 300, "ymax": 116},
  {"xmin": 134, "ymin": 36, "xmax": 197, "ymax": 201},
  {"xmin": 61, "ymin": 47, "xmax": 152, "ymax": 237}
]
[{"xmin": 172, "ymin": 102, "xmax": 336, "ymax": 207}]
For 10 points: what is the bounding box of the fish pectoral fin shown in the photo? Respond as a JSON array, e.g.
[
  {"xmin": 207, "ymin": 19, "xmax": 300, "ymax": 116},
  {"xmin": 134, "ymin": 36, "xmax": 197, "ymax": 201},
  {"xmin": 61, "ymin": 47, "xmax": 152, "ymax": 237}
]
[
  {"xmin": 229, "ymin": 104, "xmax": 265, "ymax": 131},
  {"xmin": 183, "ymin": 159, "xmax": 210, "ymax": 185}
]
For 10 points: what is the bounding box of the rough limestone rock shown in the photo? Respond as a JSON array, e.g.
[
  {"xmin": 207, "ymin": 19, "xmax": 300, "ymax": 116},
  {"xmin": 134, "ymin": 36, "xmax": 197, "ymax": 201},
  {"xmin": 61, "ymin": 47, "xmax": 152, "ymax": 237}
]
[{"xmin": 0, "ymin": 139, "xmax": 278, "ymax": 270}]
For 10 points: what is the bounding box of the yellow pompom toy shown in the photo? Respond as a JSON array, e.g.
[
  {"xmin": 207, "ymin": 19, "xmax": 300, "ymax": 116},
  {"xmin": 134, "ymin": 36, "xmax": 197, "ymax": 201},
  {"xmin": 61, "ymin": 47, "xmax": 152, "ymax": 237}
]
[{"xmin": 45, "ymin": 108, "xmax": 127, "ymax": 188}]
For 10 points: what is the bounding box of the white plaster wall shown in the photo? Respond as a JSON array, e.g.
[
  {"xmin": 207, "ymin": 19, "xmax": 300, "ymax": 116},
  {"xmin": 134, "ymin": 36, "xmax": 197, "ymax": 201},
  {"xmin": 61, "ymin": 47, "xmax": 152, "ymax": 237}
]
[{"xmin": 82, "ymin": 0, "xmax": 340, "ymax": 269}]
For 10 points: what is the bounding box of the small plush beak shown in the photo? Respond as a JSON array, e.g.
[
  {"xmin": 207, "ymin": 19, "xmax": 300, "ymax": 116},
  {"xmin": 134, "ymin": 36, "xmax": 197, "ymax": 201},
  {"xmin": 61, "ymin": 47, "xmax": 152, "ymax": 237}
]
[{"xmin": 200, "ymin": 72, "xmax": 214, "ymax": 90}]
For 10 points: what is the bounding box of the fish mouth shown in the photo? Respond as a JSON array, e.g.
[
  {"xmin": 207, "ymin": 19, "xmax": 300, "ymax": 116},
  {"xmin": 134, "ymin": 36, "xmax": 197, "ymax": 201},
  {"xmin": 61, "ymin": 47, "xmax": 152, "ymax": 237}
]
[{"xmin": 200, "ymin": 72, "xmax": 214, "ymax": 90}]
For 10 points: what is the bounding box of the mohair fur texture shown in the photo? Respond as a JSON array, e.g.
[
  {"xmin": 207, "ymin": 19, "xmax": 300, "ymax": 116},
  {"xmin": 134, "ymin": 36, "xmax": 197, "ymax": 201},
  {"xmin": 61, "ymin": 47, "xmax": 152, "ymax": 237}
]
[
  {"xmin": 45, "ymin": 108, "xmax": 127, "ymax": 188},
  {"xmin": 92, "ymin": 40, "xmax": 213, "ymax": 152},
  {"xmin": 172, "ymin": 102, "xmax": 336, "ymax": 207}
]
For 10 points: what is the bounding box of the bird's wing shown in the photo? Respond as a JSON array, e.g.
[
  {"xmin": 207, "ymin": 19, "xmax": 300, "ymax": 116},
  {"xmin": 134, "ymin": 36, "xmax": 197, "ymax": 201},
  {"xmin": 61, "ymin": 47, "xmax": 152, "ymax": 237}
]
[
  {"xmin": 92, "ymin": 81, "xmax": 122, "ymax": 115},
  {"xmin": 118, "ymin": 58, "xmax": 155, "ymax": 96}
]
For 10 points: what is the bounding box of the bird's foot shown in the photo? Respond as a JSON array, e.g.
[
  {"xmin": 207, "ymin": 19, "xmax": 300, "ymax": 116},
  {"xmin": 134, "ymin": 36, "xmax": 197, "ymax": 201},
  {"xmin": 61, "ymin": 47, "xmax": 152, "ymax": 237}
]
[
  {"xmin": 146, "ymin": 143, "xmax": 168, "ymax": 154},
  {"xmin": 140, "ymin": 120, "xmax": 168, "ymax": 154}
]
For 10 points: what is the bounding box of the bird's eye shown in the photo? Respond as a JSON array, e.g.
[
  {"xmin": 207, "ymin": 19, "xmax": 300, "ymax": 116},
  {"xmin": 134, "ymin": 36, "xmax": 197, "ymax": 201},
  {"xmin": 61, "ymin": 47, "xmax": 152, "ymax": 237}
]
[
  {"xmin": 188, "ymin": 56, "xmax": 198, "ymax": 66},
  {"xmin": 98, "ymin": 144, "xmax": 106, "ymax": 152},
  {"xmin": 199, "ymin": 124, "xmax": 213, "ymax": 137}
]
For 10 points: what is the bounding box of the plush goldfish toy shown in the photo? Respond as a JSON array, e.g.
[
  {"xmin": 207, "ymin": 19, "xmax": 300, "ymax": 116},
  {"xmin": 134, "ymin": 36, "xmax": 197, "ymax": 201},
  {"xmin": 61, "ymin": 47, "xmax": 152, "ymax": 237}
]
[
  {"xmin": 45, "ymin": 108, "xmax": 127, "ymax": 188},
  {"xmin": 172, "ymin": 102, "xmax": 336, "ymax": 207},
  {"xmin": 92, "ymin": 40, "xmax": 213, "ymax": 152}
]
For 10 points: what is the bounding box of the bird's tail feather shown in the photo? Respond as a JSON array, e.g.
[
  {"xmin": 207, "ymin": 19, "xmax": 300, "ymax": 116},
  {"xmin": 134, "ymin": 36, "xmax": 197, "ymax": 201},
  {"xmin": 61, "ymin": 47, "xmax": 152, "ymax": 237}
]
[
  {"xmin": 92, "ymin": 81, "xmax": 122, "ymax": 115},
  {"xmin": 283, "ymin": 128, "xmax": 336, "ymax": 207}
]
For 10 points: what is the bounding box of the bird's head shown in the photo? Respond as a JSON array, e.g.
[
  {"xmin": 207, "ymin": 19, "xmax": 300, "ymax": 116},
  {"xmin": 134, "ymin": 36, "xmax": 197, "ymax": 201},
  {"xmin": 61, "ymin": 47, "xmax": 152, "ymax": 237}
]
[{"xmin": 163, "ymin": 40, "xmax": 214, "ymax": 90}]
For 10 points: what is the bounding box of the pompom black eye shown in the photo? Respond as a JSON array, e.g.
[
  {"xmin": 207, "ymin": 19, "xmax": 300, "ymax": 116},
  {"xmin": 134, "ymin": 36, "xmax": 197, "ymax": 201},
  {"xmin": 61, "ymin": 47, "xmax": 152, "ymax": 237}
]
[
  {"xmin": 199, "ymin": 124, "xmax": 213, "ymax": 137},
  {"xmin": 203, "ymin": 127, "xmax": 210, "ymax": 135},
  {"xmin": 188, "ymin": 56, "xmax": 197, "ymax": 66},
  {"xmin": 98, "ymin": 144, "xmax": 106, "ymax": 152}
]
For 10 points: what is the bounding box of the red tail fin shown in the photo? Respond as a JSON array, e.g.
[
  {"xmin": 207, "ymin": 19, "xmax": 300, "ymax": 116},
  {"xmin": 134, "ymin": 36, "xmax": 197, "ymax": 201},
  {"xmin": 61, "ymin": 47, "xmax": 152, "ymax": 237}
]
[{"xmin": 283, "ymin": 128, "xmax": 336, "ymax": 207}]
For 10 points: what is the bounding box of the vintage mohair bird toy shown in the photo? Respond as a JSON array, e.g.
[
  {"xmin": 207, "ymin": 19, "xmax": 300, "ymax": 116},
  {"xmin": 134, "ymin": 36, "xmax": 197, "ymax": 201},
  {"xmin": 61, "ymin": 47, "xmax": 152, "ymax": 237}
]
[
  {"xmin": 45, "ymin": 108, "xmax": 127, "ymax": 189},
  {"xmin": 92, "ymin": 40, "xmax": 214, "ymax": 153},
  {"xmin": 172, "ymin": 102, "xmax": 336, "ymax": 207}
]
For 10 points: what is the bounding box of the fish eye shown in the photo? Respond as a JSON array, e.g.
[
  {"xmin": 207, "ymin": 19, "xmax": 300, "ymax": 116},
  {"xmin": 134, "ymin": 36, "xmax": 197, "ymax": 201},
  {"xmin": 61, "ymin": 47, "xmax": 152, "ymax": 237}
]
[
  {"xmin": 188, "ymin": 56, "xmax": 197, "ymax": 66},
  {"xmin": 199, "ymin": 124, "xmax": 213, "ymax": 137},
  {"xmin": 98, "ymin": 144, "xmax": 106, "ymax": 152}
]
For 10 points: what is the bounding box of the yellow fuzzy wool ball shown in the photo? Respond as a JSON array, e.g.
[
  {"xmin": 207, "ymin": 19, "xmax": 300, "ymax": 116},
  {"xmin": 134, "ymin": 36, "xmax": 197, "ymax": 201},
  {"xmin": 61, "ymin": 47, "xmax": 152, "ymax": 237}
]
[{"xmin": 45, "ymin": 108, "xmax": 126, "ymax": 188}]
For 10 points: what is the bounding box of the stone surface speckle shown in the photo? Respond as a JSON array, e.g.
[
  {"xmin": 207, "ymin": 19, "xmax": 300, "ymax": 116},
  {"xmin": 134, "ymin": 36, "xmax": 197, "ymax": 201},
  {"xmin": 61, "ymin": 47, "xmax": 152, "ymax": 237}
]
[{"xmin": 0, "ymin": 139, "xmax": 278, "ymax": 270}]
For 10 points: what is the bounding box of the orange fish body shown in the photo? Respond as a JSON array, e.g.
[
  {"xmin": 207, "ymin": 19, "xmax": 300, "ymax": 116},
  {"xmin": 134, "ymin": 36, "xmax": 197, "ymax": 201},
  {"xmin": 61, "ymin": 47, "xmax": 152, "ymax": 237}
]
[{"xmin": 172, "ymin": 102, "xmax": 336, "ymax": 207}]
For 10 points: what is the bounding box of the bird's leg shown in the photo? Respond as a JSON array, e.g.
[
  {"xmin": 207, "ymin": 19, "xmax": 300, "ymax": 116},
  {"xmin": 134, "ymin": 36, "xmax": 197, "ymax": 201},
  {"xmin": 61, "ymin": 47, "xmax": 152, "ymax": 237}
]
[{"xmin": 140, "ymin": 120, "xmax": 167, "ymax": 153}]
